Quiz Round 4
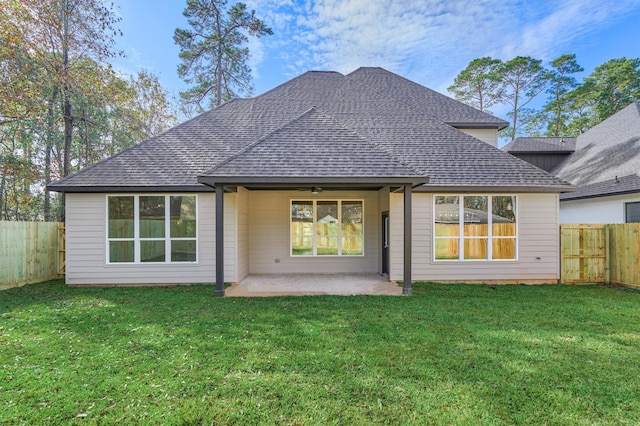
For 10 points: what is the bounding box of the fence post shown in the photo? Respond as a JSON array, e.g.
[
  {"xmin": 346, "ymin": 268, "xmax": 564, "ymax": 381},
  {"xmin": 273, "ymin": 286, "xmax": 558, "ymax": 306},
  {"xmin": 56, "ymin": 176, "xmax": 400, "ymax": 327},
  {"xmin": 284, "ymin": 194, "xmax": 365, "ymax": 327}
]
[
  {"xmin": 58, "ymin": 223, "xmax": 66, "ymax": 277},
  {"xmin": 559, "ymin": 225, "xmax": 564, "ymax": 284},
  {"xmin": 604, "ymin": 225, "xmax": 611, "ymax": 285}
]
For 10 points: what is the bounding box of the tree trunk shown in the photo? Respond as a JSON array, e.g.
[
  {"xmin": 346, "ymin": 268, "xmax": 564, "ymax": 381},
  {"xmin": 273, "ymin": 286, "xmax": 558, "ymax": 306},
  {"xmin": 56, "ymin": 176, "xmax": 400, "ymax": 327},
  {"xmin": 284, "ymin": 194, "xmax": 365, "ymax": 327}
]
[
  {"xmin": 215, "ymin": 13, "xmax": 223, "ymax": 106},
  {"xmin": 0, "ymin": 172, "xmax": 5, "ymax": 220},
  {"xmin": 61, "ymin": 0, "xmax": 71, "ymax": 222},
  {"xmin": 216, "ymin": 54, "xmax": 223, "ymax": 106},
  {"xmin": 44, "ymin": 85, "xmax": 59, "ymax": 221},
  {"xmin": 63, "ymin": 95, "xmax": 72, "ymax": 177},
  {"xmin": 510, "ymin": 88, "xmax": 519, "ymax": 140}
]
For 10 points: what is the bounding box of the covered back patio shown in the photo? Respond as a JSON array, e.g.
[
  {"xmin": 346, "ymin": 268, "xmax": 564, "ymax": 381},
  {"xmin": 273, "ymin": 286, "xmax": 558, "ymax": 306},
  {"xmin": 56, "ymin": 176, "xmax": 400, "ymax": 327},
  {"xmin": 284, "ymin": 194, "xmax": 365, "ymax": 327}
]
[
  {"xmin": 200, "ymin": 180, "xmax": 427, "ymax": 297},
  {"xmin": 225, "ymin": 273, "xmax": 403, "ymax": 297}
]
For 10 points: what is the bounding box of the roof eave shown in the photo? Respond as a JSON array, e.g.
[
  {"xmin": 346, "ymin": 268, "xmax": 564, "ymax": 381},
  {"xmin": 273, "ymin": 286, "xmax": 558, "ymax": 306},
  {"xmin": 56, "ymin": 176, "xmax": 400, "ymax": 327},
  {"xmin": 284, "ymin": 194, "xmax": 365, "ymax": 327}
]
[
  {"xmin": 448, "ymin": 121, "xmax": 509, "ymax": 130},
  {"xmin": 507, "ymin": 150, "xmax": 575, "ymax": 155},
  {"xmin": 415, "ymin": 183, "xmax": 576, "ymax": 194},
  {"xmin": 560, "ymin": 188, "xmax": 640, "ymax": 201},
  {"xmin": 197, "ymin": 175, "xmax": 430, "ymax": 187},
  {"xmin": 46, "ymin": 184, "xmax": 213, "ymax": 193}
]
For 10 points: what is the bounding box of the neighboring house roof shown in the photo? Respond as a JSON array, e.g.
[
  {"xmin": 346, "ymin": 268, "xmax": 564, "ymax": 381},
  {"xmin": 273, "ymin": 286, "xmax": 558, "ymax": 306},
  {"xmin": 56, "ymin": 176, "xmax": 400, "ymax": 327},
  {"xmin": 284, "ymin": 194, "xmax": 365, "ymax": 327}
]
[
  {"xmin": 48, "ymin": 67, "xmax": 571, "ymax": 193},
  {"xmin": 503, "ymin": 137, "xmax": 576, "ymax": 154},
  {"xmin": 435, "ymin": 203, "xmax": 514, "ymax": 224},
  {"xmin": 560, "ymin": 174, "xmax": 640, "ymax": 201},
  {"xmin": 552, "ymin": 102, "xmax": 640, "ymax": 187},
  {"xmin": 318, "ymin": 215, "xmax": 338, "ymax": 223}
]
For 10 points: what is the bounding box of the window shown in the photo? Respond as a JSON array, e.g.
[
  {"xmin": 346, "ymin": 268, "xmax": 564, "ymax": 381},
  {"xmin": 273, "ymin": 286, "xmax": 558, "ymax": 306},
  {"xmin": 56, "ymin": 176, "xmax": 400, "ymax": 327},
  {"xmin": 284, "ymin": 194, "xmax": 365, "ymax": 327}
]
[
  {"xmin": 434, "ymin": 195, "xmax": 517, "ymax": 261},
  {"xmin": 626, "ymin": 202, "xmax": 640, "ymax": 223},
  {"xmin": 291, "ymin": 200, "xmax": 363, "ymax": 256},
  {"xmin": 107, "ymin": 195, "xmax": 197, "ymax": 263}
]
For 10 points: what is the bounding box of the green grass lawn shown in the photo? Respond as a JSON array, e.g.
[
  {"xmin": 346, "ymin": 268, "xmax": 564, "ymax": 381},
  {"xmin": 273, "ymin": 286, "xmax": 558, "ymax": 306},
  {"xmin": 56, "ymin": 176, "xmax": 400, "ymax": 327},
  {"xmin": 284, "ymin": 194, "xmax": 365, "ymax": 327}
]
[{"xmin": 1, "ymin": 281, "xmax": 639, "ymax": 425}]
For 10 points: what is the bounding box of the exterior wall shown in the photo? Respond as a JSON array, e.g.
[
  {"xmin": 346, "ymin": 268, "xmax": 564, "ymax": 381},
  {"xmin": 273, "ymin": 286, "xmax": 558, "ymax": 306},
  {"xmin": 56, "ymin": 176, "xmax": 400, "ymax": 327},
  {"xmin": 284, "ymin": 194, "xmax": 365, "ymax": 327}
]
[
  {"xmin": 65, "ymin": 192, "xmax": 226, "ymax": 285},
  {"xmin": 560, "ymin": 193, "xmax": 640, "ymax": 224},
  {"xmin": 459, "ymin": 128, "xmax": 498, "ymax": 147},
  {"xmin": 377, "ymin": 187, "xmax": 390, "ymax": 273},
  {"xmin": 248, "ymin": 190, "xmax": 379, "ymax": 274},
  {"xmin": 512, "ymin": 153, "xmax": 569, "ymax": 173},
  {"xmin": 224, "ymin": 193, "xmax": 237, "ymax": 282},
  {"xmin": 66, "ymin": 189, "xmax": 562, "ymax": 285},
  {"xmin": 389, "ymin": 192, "xmax": 560, "ymax": 283},
  {"xmin": 236, "ymin": 187, "xmax": 250, "ymax": 281}
]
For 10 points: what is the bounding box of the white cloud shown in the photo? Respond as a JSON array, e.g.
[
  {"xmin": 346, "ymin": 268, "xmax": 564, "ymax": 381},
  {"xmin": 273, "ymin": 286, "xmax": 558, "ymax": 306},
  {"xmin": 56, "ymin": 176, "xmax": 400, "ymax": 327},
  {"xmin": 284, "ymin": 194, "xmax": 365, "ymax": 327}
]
[
  {"xmin": 499, "ymin": 0, "xmax": 640, "ymax": 60},
  {"xmin": 249, "ymin": 0, "xmax": 640, "ymax": 92}
]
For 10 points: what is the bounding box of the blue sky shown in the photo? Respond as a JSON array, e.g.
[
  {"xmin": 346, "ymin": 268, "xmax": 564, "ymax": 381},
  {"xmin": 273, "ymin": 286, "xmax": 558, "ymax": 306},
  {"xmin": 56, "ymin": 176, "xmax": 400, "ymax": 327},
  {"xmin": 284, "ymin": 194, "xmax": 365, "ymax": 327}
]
[{"xmin": 113, "ymin": 0, "xmax": 640, "ymax": 108}]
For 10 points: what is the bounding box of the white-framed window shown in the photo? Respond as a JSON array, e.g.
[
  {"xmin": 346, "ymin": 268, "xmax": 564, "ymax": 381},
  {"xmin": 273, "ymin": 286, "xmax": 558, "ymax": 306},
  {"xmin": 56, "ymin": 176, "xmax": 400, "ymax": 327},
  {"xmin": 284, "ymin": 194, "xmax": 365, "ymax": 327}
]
[
  {"xmin": 107, "ymin": 195, "xmax": 197, "ymax": 264},
  {"xmin": 291, "ymin": 200, "xmax": 364, "ymax": 256},
  {"xmin": 433, "ymin": 195, "xmax": 517, "ymax": 261}
]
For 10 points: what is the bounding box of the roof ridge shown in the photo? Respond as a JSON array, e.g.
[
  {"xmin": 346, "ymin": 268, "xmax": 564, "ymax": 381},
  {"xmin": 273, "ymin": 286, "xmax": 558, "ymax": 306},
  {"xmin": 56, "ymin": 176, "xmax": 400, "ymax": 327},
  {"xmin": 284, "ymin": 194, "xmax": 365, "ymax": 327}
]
[
  {"xmin": 204, "ymin": 106, "xmax": 321, "ymax": 175},
  {"xmin": 204, "ymin": 106, "xmax": 427, "ymax": 178},
  {"xmin": 251, "ymin": 70, "xmax": 345, "ymax": 101},
  {"xmin": 345, "ymin": 68, "xmax": 500, "ymax": 131},
  {"xmin": 345, "ymin": 69, "xmax": 437, "ymax": 121},
  {"xmin": 347, "ymin": 67, "xmax": 508, "ymax": 128},
  {"xmin": 312, "ymin": 107, "xmax": 428, "ymax": 176},
  {"xmin": 315, "ymin": 109, "xmax": 427, "ymax": 176},
  {"xmin": 344, "ymin": 72, "xmax": 514, "ymax": 161}
]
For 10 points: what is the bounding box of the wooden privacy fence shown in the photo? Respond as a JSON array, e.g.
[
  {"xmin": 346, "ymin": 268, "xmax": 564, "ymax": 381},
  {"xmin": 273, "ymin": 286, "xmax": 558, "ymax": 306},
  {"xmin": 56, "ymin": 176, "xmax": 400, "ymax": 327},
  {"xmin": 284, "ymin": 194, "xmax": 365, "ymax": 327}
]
[
  {"xmin": 0, "ymin": 221, "xmax": 65, "ymax": 290},
  {"xmin": 561, "ymin": 224, "xmax": 640, "ymax": 288}
]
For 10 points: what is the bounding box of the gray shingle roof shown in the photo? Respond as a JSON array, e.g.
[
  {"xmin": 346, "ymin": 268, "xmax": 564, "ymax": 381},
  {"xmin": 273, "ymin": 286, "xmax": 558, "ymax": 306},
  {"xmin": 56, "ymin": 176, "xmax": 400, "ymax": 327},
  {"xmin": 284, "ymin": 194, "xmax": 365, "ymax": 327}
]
[
  {"xmin": 560, "ymin": 174, "xmax": 640, "ymax": 200},
  {"xmin": 551, "ymin": 102, "xmax": 640, "ymax": 189},
  {"xmin": 200, "ymin": 107, "xmax": 425, "ymax": 180},
  {"xmin": 503, "ymin": 137, "xmax": 576, "ymax": 153},
  {"xmin": 48, "ymin": 68, "xmax": 571, "ymax": 193},
  {"xmin": 347, "ymin": 67, "xmax": 509, "ymax": 129}
]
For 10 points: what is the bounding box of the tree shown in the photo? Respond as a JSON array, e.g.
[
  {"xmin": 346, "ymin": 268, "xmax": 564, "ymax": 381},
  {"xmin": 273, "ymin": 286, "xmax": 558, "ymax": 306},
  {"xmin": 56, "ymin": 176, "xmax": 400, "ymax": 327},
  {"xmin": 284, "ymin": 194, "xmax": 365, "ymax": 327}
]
[
  {"xmin": 562, "ymin": 83, "xmax": 597, "ymax": 135},
  {"xmin": 0, "ymin": 1, "xmax": 176, "ymax": 221},
  {"xmin": 583, "ymin": 57, "xmax": 640, "ymax": 122},
  {"xmin": 174, "ymin": 0, "xmax": 272, "ymax": 112},
  {"xmin": 125, "ymin": 70, "xmax": 177, "ymax": 139},
  {"xmin": 36, "ymin": 0, "xmax": 123, "ymax": 178},
  {"xmin": 543, "ymin": 54, "xmax": 583, "ymax": 136},
  {"xmin": 497, "ymin": 56, "xmax": 551, "ymax": 141},
  {"xmin": 447, "ymin": 57, "xmax": 503, "ymax": 113},
  {"xmin": 0, "ymin": 0, "xmax": 43, "ymax": 126}
]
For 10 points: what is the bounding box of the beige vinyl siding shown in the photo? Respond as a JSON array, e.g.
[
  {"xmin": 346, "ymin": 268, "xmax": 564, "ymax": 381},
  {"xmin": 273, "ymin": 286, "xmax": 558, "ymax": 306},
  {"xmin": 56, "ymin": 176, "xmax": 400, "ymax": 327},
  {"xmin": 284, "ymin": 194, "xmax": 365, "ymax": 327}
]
[
  {"xmin": 236, "ymin": 187, "xmax": 250, "ymax": 281},
  {"xmin": 378, "ymin": 187, "xmax": 390, "ymax": 213},
  {"xmin": 389, "ymin": 192, "xmax": 559, "ymax": 283},
  {"xmin": 249, "ymin": 190, "xmax": 379, "ymax": 274},
  {"xmin": 224, "ymin": 193, "xmax": 237, "ymax": 282},
  {"xmin": 65, "ymin": 192, "xmax": 221, "ymax": 285},
  {"xmin": 377, "ymin": 187, "xmax": 390, "ymax": 273},
  {"xmin": 458, "ymin": 128, "xmax": 499, "ymax": 147}
]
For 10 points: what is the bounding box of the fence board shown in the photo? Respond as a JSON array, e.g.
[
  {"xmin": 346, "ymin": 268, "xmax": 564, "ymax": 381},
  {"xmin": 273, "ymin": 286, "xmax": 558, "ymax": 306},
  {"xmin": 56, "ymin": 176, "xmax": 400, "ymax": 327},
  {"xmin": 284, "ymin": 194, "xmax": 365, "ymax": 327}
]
[
  {"xmin": 560, "ymin": 225, "xmax": 606, "ymax": 283},
  {"xmin": 561, "ymin": 224, "xmax": 640, "ymax": 289},
  {"xmin": 609, "ymin": 223, "xmax": 640, "ymax": 289},
  {"xmin": 0, "ymin": 221, "xmax": 63, "ymax": 290}
]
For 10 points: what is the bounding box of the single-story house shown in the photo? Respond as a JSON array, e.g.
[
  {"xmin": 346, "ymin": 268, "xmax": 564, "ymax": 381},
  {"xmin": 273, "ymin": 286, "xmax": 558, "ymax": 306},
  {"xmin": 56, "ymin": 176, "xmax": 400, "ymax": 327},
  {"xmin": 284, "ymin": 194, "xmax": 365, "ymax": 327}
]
[
  {"xmin": 504, "ymin": 102, "xmax": 640, "ymax": 224},
  {"xmin": 48, "ymin": 67, "xmax": 573, "ymax": 295}
]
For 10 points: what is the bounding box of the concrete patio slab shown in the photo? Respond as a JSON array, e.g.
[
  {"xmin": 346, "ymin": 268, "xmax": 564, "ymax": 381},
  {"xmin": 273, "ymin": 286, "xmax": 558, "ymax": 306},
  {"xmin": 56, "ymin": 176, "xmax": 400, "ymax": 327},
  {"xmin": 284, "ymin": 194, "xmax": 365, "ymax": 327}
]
[{"xmin": 225, "ymin": 273, "xmax": 403, "ymax": 297}]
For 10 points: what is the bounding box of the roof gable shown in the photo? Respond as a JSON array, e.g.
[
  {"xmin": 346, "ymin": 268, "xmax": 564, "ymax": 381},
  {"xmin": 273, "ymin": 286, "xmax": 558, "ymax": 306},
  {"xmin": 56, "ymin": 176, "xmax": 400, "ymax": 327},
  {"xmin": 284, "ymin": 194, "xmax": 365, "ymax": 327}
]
[{"xmin": 200, "ymin": 107, "xmax": 425, "ymax": 182}]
